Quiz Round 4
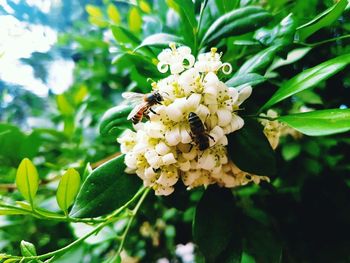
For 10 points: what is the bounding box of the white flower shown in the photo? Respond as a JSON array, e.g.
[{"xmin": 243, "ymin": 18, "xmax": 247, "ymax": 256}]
[
  {"xmin": 157, "ymin": 43, "xmax": 195, "ymax": 74},
  {"xmin": 117, "ymin": 44, "xmax": 268, "ymax": 195}
]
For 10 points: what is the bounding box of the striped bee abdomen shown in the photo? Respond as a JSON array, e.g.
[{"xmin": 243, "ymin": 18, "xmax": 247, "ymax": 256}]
[{"xmin": 188, "ymin": 112, "xmax": 209, "ymax": 151}]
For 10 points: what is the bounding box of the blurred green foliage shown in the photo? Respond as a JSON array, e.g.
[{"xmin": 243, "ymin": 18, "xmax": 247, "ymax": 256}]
[{"xmin": 1, "ymin": 0, "xmax": 350, "ymax": 262}]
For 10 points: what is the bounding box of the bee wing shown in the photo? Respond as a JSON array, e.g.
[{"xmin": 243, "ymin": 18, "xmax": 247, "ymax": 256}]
[
  {"xmin": 127, "ymin": 103, "xmax": 146, "ymax": 120},
  {"xmin": 122, "ymin": 92, "xmax": 145, "ymax": 106}
]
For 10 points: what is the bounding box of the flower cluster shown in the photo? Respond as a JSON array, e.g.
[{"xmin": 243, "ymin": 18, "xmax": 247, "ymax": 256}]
[{"xmin": 118, "ymin": 44, "xmax": 268, "ymax": 195}]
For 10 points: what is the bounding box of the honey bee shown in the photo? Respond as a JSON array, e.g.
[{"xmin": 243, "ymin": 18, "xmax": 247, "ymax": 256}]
[
  {"xmin": 188, "ymin": 112, "xmax": 215, "ymax": 151},
  {"xmin": 122, "ymin": 91, "xmax": 164, "ymax": 124}
]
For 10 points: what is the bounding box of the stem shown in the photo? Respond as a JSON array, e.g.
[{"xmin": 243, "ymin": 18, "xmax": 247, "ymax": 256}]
[
  {"xmin": 244, "ymin": 114, "xmax": 278, "ymax": 121},
  {"xmin": 110, "ymin": 187, "xmax": 150, "ymax": 261},
  {"xmin": 295, "ymin": 34, "xmax": 350, "ymax": 47},
  {"xmin": 4, "ymin": 187, "xmax": 149, "ymax": 262}
]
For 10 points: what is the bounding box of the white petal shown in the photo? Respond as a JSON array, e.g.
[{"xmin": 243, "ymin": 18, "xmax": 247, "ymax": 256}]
[
  {"xmin": 179, "ymin": 160, "xmax": 191, "ymax": 171},
  {"xmin": 162, "ymin": 153, "xmax": 177, "ymax": 165},
  {"xmin": 155, "ymin": 186, "xmax": 174, "ymax": 196},
  {"xmin": 182, "ymin": 170, "xmax": 201, "ymax": 186},
  {"xmin": 204, "ymin": 72, "xmax": 219, "ymax": 85},
  {"xmin": 157, "ymin": 170, "xmax": 178, "ymax": 186},
  {"xmin": 182, "ymin": 147, "xmax": 198, "ymax": 160},
  {"xmin": 157, "ymin": 62, "xmax": 169, "ymax": 73},
  {"xmin": 165, "ymin": 103, "xmax": 183, "ymax": 122},
  {"xmin": 144, "ymin": 167, "xmax": 157, "ymax": 179},
  {"xmin": 187, "ymin": 93, "xmax": 201, "ymax": 110},
  {"xmin": 195, "ymin": 104, "xmax": 210, "ymax": 121},
  {"xmin": 237, "ymin": 85, "xmax": 252, "ymax": 105},
  {"xmin": 204, "ymin": 85, "xmax": 218, "ymax": 96},
  {"xmin": 217, "ymin": 109, "xmax": 232, "ymax": 127},
  {"xmin": 180, "ymin": 126, "xmax": 192, "ymax": 144},
  {"xmin": 231, "ymin": 115, "xmax": 244, "ymax": 131},
  {"xmin": 165, "ymin": 125, "xmax": 181, "ymax": 146},
  {"xmin": 170, "ymin": 62, "xmax": 184, "ymax": 74},
  {"xmin": 155, "ymin": 141, "xmax": 171, "ymax": 155},
  {"xmin": 125, "ymin": 153, "xmax": 137, "ymax": 169},
  {"xmin": 209, "ymin": 126, "xmax": 225, "ymax": 146},
  {"xmin": 198, "ymin": 151, "xmax": 216, "ymax": 170}
]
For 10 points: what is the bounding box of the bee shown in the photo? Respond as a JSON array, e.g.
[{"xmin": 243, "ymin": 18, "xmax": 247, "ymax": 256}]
[
  {"xmin": 188, "ymin": 112, "xmax": 215, "ymax": 151},
  {"xmin": 122, "ymin": 91, "xmax": 164, "ymax": 124}
]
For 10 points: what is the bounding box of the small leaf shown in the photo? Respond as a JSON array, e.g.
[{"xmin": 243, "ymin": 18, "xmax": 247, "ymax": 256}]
[
  {"xmin": 201, "ymin": 6, "xmax": 272, "ymax": 46},
  {"xmin": 107, "ymin": 4, "xmax": 121, "ymax": 24},
  {"xmin": 69, "ymin": 155, "xmax": 141, "ymax": 218},
  {"xmin": 111, "ymin": 25, "xmax": 140, "ymax": 47},
  {"xmin": 56, "ymin": 94, "xmax": 74, "ymax": 116},
  {"xmin": 139, "ymin": 0, "xmax": 151, "ymax": 13},
  {"xmin": 225, "ymin": 73, "xmax": 266, "ymax": 87},
  {"xmin": 166, "ymin": 0, "xmax": 197, "ymax": 47},
  {"xmin": 0, "ymin": 208, "xmax": 30, "ymax": 215},
  {"xmin": 20, "ymin": 240, "xmax": 37, "ymax": 257},
  {"xmin": 86, "ymin": 4, "xmax": 103, "ymax": 18},
  {"xmin": 282, "ymin": 142, "xmax": 301, "ymax": 161},
  {"xmin": 278, "ymin": 109, "xmax": 350, "ymax": 136},
  {"xmin": 296, "ymin": 0, "xmax": 348, "ymax": 41},
  {"xmin": 99, "ymin": 104, "xmax": 133, "ymax": 137},
  {"xmin": 193, "ymin": 186, "xmax": 235, "ymax": 262},
  {"xmin": 261, "ymin": 53, "xmax": 350, "ymax": 111},
  {"xmin": 235, "ymin": 45, "xmax": 282, "ymax": 75},
  {"xmin": 254, "ymin": 13, "xmax": 296, "ymax": 47},
  {"xmin": 128, "ymin": 7, "xmax": 142, "ymax": 33},
  {"xmin": 56, "ymin": 168, "xmax": 81, "ymax": 213},
  {"xmin": 267, "ymin": 47, "xmax": 312, "ymax": 72},
  {"xmin": 135, "ymin": 33, "xmax": 184, "ymax": 50},
  {"xmin": 16, "ymin": 158, "xmax": 39, "ymax": 206},
  {"xmin": 227, "ymin": 119, "xmax": 276, "ymax": 176}
]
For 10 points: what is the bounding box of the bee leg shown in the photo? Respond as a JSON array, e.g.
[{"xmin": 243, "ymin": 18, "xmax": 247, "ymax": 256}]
[
  {"xmin": 149, "ymin": 108, "xmax": 159, "ymax": 115},
  {"xmin": 144, "ymin": 112, "xmax": 150, "ymax": 120},
  {"xmin": 207, "ymin": 133, "xmax": 215, "ymax": 142}
]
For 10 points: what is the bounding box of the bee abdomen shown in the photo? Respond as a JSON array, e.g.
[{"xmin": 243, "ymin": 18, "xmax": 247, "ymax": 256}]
[{"xmin": 188, "ymin": 112, "xmax": 205, "ymax": 133}]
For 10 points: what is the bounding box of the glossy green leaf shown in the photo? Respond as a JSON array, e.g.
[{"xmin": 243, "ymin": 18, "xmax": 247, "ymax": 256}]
[
  {"xmin": 99, "ymin": 104, "xmax": 133, "ymax": 137},
  {"xmin": 201, "ymin": 6, "xmax": 272, "ymax": 46},
  {"xmin": 107, "ymin": 4, "xmax": 121, "ymax": 24},
  {"xmin": 261, "ymin": 53, "xmax": 350, "ymax": 111},
  {"xmin": 166, "ymin": 0, "xmax": 197, "ymax": 46},
  {"xmin": 236, "ymin": 45, "xmax": 282, "ymax": 75},
  {"xmin": 56, "ymin": 94, "xmax": 74, "ymax": 116},
  {"xmin": 226, "ymin": 73, "xmax": 266, "ymax": 87},
  {"xmin": 128, "ymin": 7, "xmax": 142, "ymax": 33},
  {"xmin": 56, "ymin": 168, "xmax": 81, "ymax": 213},
  {"xmin": 254, "ymin": 13, "xmax": 296, "ymax": 46},
  {"xmin": 267, "ymin": 47, "xmax": 312, "ymax": 72},
  {"xmin": 215, "ymin": 0, "xmax": 239, "ymax": 14},
  {"xmin": 69, "ymin": 155, "xmax": 141, "ymax": 218},
  {"xmin": 16, "ymin": 158, "xmax": 39, "ymax": 206},
  {"xmin": 296, "ymin": 0, "xmax": 348, "ymax": 41},
  {"xmin": 135, "ymin": 33, "xmax": 184, "ymax": 50},
  {"xmin": 278, "ymin": 109, "xmax": 350, "ymax": 136},
  {"xmin": 111, "ymin": 25, "xmax": 140, "ymax": 47},
  {"xmin": 193, "ymin": 186, "xmax": 235, "ymax": 262},
  {"xmin": 0, "ymin": 208, "xmax": 30, "ymax": 215},
  {"xmin": 20, "ymin": 240, "xmax": 37, "ymax": 257},
  {"xmin": 227, "ymin": 119, "xmax": 276, "ymax": 176}
]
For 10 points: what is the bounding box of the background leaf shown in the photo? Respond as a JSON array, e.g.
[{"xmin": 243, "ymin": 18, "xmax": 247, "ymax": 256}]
[
  {"xmin": 135, "ymin": 33, "xmax": 184, "ymax": 50},
  {"xmin": 261, "ymin": 53, "xmax": 350, "ymax": 111},
  {"xmin": 296, "ymin": 0, "xmax": 348, "ymax": 41},
  {"xmin": 20, "ymin": 240, "xmax": 37, "ymax": 257},
  {"xmin": 278, "ymin": 109, "xmax": 350, "ymax": 136},
  {"xmin": 69, "ymin": 155, "xmax": 141, "ymax": 218},
  {"xmin": 15, "ymin": 158, "xmax": 39, "ymax": 206},
  {"xmin": 193, "ymin": 186, "xmax": 235, "ymax": 262},
  {"xmin": 56, "ymin": 168, "xmax": 81, "ymax": 213},
  {"xmin": 227, "ymin": 119, "xmax": 276, "ymax": 176},
  {"xmin": 225, "ymin": 73, "xmax": 266, "ymax": 88},
  {"xmin": 99, "ymin": 104, "xmax": 133, "ymax": 137}
]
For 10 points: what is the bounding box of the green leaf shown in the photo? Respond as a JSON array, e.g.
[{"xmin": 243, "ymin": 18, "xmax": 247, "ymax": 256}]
[
  {"xmin": 20, "ymin": 240, "xmax": 37, "ymax": 257},
  {"xmin": 236, "ymin": 45, "xmax": 282, "ymax": 75},
  {"xmin": 111, "ymin": 25, "xmax": 140, "ymax": 47},
  {"xmin": 278, "ymin": 109, "xmax": 350, "ymax": 136},
  {"xmin": 267, "ymin": 47, "xmax": 312, "ymax": 72},
  {"xmin": 99, "ymin": 104, "xmax": 133, "ymax": 137},
  {"xmin": 215, "ymin": 0, "xmax": 240, "ymax": 14},
  {"xmin": 56, "ymin": 94, "xmax": 75, "ymax": 116},
  {"xmin": 201, "ymin": 6, "xmax": 272, "ymax": 46},
  {"xmin": 16, "ymin": 158, "xmax": 39, "ymax": 206},
  {"xmin": 193, "ymin": 186, "xmax": 235, "ymax": 262},
  {"xmin": 128, "ymin": 7, "xmax": 142, "ymax": 33},
  {"xmin": 0, "ymin": 208, "xmax": 30, "ymax": 215},
  {"xmin": 69, "ymin": 155, "xmax": 142, "ymax": 218},
  {"xmin": 296, "ymin": 0, "xmax": 348, "ymax": 41},
  {"xmin": 166, "ymin": 0, "xmax": 197, "ymax": 47},
  {"xmin": 107, "ymin": 4, "xmax": 121, "ymax": 24},
  {"xmin": 282, "ymin": 142, "xmax": 301, "ymax": 161},
  {"xmin": 225, "ymin": 73, "xmax": 266, "ymax": 87},
  {"xmin": 135, "ymin": 33, "xmax": 184, "ymax": 50},
  {"xmin": 56, "ymin": 168, "xmax": 81, "ymax": 213},
  {"xmin": 261, "ymin": 53, "xmax": 350, "ymax": 111},
  {"xmin": 254, "ymin": 13, "xmax": 296, "ymax": 47},
  {"xmin": 227, "ymin": 119, "xmax": 276, "ymax": 176}
]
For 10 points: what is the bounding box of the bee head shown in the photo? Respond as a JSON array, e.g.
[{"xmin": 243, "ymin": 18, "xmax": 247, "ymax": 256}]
[
  {"xmin": 154, "ymin": 92, "xmax": 164, "ymax": 103},
  {"xmin": 188, "ymin": 112, "xmax": 197, "ymax": 119}
]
